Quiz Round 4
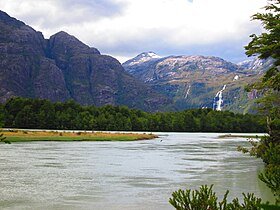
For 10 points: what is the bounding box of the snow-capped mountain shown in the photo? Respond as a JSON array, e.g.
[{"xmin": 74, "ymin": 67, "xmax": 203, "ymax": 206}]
[
  {"xmin": 123, "ymin": 53, "xmax": 273, "ymax": 113},
  {"xmin": 238, "ymin": 57, "xmax": 274, "ymax": 72},
  {"xmin": 125, "ymin": 52, "xmax": 161, "ymax": 66},
  {"xmin": 123, "ymin": 52, "xmax": 162, "ymax": 76}
]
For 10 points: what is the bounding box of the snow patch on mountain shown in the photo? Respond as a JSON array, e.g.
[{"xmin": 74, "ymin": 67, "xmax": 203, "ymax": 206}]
[
  {"xmin": 124, "ymin": 52, "xmax": 161, "ymax": 66},
  {"xmin": 238, "ymin": 58, "xmax": 265, "ymax": 70},
  {"xmin": 233, "ymin": 75, "xmax": 239, "ymax": 81}
]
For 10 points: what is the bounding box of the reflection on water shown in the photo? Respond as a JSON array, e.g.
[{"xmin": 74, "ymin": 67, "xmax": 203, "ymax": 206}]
[{"xmin": 0, "ymin": 133, "xmax": 271, "ymax": 209}]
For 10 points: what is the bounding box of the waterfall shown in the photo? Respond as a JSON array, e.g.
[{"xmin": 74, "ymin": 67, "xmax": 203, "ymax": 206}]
[
  {"xmin": 184, "ymin": 85, "xmax": 191, "ymax": 99},
  {"xmin": 213, "ymin": 85, "xmax": 226, "ymax": 111}
]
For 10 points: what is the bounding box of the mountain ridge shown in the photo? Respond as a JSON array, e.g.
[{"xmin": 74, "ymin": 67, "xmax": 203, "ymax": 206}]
[
  {"xmin": 0, "ymin": 10, "xmax": 171, "ymax": 112},
  {"xmin": 123, "ymin": 52, "xmax": 273, "ymax": 112},
  {"xmin": 0, "ymin": 10, "xmax": 273, "ymax": 113}
]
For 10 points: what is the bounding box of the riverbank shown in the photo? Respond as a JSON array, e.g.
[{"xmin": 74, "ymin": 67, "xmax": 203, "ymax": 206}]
[
  {"xmin": 218, "ymin": 134, "xmax": 265, "ymax": 139},
  {"xmin": 2, "ymin": 129, "xmax": 158, "ymax": 142}
]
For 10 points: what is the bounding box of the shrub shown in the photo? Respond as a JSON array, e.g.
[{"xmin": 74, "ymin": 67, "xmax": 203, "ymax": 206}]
[{"xmin": 169, "ymin": 185, "xmax": 262, "ymax": 210}]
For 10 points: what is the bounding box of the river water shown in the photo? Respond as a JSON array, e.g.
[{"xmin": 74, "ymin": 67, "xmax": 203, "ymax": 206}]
[{"xmin": 0, "ymin": 132, "xmax": 272, "ymax": 209}]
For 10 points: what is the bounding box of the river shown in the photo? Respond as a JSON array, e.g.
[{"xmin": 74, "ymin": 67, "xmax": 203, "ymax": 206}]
[{"xmin": 0, "ymin": 132, "xmax": 272, "ymax": 209}]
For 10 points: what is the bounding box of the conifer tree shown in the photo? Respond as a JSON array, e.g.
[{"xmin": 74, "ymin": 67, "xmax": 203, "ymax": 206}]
[
  {"xmin": 245, "ymin": 0, "xmax": 280, "ymax": 204},
  {"xmin": 245, "ymin": 0, "xmax": 280, "ymax": 130}
]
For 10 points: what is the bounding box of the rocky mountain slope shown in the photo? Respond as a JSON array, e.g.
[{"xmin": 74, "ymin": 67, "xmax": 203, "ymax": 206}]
[
  {"xmin": 123, "ymin": 52, "xmax": 274, "ymax": 113},
  {"xmin": 0, "ymin": 11, "xmax": 170, "ymax": 111}
]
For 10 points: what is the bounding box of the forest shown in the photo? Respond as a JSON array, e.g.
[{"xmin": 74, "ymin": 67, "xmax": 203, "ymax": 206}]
[{"xmin": 0, "ymin": 97, "xmax": 266, "ymax": 133}]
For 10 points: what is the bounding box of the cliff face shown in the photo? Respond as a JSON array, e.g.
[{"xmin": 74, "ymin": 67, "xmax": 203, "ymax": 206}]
[
  {"xmin": 0, "ymin": 11, "xmax": 70, "ymax": 102},
  {"xmin": 0, "ymin": 11, "xmax": 170, "ymax": 111}
]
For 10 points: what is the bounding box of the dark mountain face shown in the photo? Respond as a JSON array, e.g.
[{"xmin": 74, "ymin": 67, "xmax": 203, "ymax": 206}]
[
  {"xmin": 0, "ymin": 11, "xmax": 170, "ymax": 111},
  {"xmin": 123, "ymin": 52, "xmax": 273, "ymax": 113},
  {"xmin": 0, "ymin": 11, "xmax": 70, "ymax": 103}
]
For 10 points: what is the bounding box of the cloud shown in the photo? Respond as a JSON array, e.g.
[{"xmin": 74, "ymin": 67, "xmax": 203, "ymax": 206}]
[
  {"xmin": 80, "ymin": 0, "xmax": 266, "ymax": 62},
  {"xmin": 0, "ymin": 0, "xmax": 267, "ymax": 63},
  {"xmin": 0, "ymin": 0, "xmax": 125, "ymax": 30}
]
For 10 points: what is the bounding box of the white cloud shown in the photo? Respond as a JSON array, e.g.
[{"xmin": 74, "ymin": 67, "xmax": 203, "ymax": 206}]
[{"xmin": 0, "ymin": 0, "xmax": 267, "ymax": 62}]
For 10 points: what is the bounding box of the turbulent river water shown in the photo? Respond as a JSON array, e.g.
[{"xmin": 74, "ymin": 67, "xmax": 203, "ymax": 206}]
[{"xmin": 0, "ymin": 132, "xmax": 272, "ymax": 210}]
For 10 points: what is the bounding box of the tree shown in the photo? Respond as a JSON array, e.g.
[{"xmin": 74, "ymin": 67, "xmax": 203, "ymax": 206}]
[
  {"xmin": 179, "ymin": 112, "xmax": 196, "ymax": 131},
  {"xmin": 244, "ymin": 0, "xmax": 280, "ymax": 205},
  {"xmin": 0, "ymin": 104, "xmax": 9, "ymax": 144},
  {"xmin": 245, "ymin": 0, "xmax": 280, "ymax": 106},
  {"xmin": 1, "ymin": 97, "xmax": 266, "ymax": 133},
  {"xmin": 3, "ymin": 97, "xmax": 30, "ymax": 127},
  {"xmin": 245, "ymin": 0, "xmax": 280, "ymax": 131}
]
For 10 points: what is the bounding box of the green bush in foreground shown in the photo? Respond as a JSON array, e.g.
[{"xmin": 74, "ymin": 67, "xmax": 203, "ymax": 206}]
[{"xmin": 169, "ymin": 185, "xmax": 267, "ymax": 210}]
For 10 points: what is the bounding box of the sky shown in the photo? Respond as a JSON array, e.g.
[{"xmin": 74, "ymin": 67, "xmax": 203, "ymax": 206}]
[{"xmin": 0, "ymin": 0, "xmax": 267, "ymax": 63}]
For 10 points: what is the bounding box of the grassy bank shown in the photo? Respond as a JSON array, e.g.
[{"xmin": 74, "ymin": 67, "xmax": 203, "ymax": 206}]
[{"xmin": 2, "ymin": 129, "xmax": 158, "ymax": 142}]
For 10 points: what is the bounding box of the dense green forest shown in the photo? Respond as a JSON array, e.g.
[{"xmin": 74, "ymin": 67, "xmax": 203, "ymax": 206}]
[{"xmin": 1, "ymin": 97, "xmax": 266, "ymax": 133}]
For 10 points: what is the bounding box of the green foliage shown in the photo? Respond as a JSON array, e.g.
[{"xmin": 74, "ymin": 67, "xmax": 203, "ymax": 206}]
[
  {"xmin": 259, "ymin": 203, "xmax": 280, "ymax": 210},
  {"xmin": 169, "ymin": 185, "xmax": 262, "ymax": 210},
  {"xmin": 238, "ymin": 138, "xmax": 280, "ymax": 204},
  {"xmin": 169, "ymin": 185, "xmax": 222, "ymax": 210},
  {"xmin": 0, "ymin": 132, "xmax": 7, "ymax": 143},
  {"xmin": 245, "ymin": 0, "xmax": 280, "ymax": 65},
  {"xmin": 244, "ymin": 0, "xmax": 280, "ymax": 205},
  {"xmin": 259, "ymin": 165, "xmax": 280, "ymax": 204},
  {"xmin": 260, "ymin": 142, "xmax": 280, "ymax": 165},
  {"xmin": 0, "ymin": 103, "xmax": 4, "ymax": 128},
  {"xmin": 2, "ymin": 97, "xmax": 266, "ymax": 133},
  {"xmin": 253, "ymin": 140, "xmax": 280, "ymax": 204},
  {"xmin": 0, "ymin": 104, "xmax": 9, "ymax": 144}
]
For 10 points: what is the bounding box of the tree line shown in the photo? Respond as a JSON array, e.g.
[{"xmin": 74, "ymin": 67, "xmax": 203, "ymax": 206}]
[{"xmin": 1, "ymin": 97, "xmax": 266, "ymax": 133}]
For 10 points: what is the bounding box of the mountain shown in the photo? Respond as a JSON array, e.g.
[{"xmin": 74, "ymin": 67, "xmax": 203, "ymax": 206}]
[
  {"xmin": 237, "ymin": 57, "xmax": 274, "ymax": 73},
  {"xmin": 123, "ymin": 52, "xmax": 273, "ymax": 113},
  {"xmin": 0, "ymin": 11, "xmax": 170, "ymax": 111}
]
